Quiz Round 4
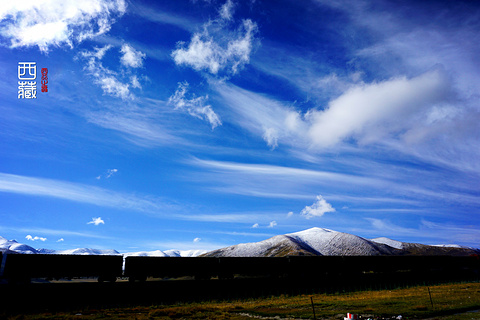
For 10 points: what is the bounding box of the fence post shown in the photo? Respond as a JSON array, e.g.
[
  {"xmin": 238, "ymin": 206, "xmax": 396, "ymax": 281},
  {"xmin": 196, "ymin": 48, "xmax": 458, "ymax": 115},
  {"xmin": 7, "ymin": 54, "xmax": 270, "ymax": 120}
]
[
  {"xmin": 310, "ymin": 296, "xmax": 317, "ymax": 320},
  {"xmin": 427, "ymin": 286, "xmax": 434, "ymax": 309}
]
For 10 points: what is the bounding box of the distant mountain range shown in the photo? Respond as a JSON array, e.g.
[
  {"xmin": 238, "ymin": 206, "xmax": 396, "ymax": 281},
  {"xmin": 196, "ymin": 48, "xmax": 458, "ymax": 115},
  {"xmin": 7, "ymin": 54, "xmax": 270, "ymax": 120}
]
[
  {"xmin": 0, "ymin": 236, "xmax": 207, "ymax": 257},
  {"xmin": 2, "ymin": 228, "xmax": 479, "ymax": 257},
  {"xmin": 202, "ymin": 228, "xmax": 480, "ymax": 257}
]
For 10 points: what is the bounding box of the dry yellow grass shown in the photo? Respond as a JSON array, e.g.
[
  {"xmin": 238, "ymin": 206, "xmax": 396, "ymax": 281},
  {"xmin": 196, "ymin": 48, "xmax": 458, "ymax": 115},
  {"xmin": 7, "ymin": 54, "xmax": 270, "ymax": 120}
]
[{"xmin": 7, "ymin": 282, "xmax": 480, "ymax": 320}]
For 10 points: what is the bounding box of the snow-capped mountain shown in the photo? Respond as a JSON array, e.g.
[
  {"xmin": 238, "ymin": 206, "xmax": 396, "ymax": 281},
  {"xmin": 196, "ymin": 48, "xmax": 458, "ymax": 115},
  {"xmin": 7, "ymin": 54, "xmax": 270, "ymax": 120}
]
[
  {"xmin": 164, "ymin": 249, "xmax": 208, "ymax": 257},
  {"xmin": 287, "ymin": 228, "xmax": 398, "ymax": 255},
  {"xmin": 203, "ymin": 228, "xmax": 398, "ymax": 257},
  {"xmin": 371, "ymin": 237, "xmax": 479, "ymax": 256},
  {"xmin": 123, "ymin": 250, "xmax": 168, "ymax": 257},
  {"xmin": 0, "ymin": 237, "xmax": 120, "ymax": 255},
  {"xmin": 0, "ymin": 236, "xmax": 206, "ymax": 257},
  {"xmin": 122, "ymin": 249, "xmax": 207, "ymax": 257},
  {"xmin": 202, "ymin": 227, "xmax": 480, "ymax": 257},
  {"xmin": 0, "ymin": 236, "xmax": 37, "ymax": 254},
  {"xmin": 371, "ymin": 237, "xmax": 405, "ymax": 249},
  {"xmin": 2, "ymin": 228, "xmax": 478, "ymax": 258},
  {"xmin": 37, "ymin": 248, "xmax": 120, "ymax": 255}
]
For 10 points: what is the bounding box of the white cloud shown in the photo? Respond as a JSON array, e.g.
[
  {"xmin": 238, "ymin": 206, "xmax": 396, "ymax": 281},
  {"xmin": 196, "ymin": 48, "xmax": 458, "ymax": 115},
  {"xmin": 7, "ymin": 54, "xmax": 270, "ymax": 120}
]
[
  {"xmin": 268, "ymin": 221, "xmax": 277, "ymax": 228},
  {"xmin": 193, "ymin": 237, "xmax": 201, "ymax": 242},
  {"xmin": 87, "ymin": 217, "xmax": 105, "ymax": 226},
  {"xmin": 219, "ymin": 0, "xmax": 235, "ymax": 21},
  {"xmin": 262, "ymin": 128, "xmax": 278, "ymax": 150},
  {"xmin": 25, "ymin": 235, "xmax": 47, "ymax": 241},
  {"xmin": 168, "ymin": 82, "xmax": 222, "ymax": 129},
  {"xmin": 57, "ymin": 238, "xmax": 65, "ymax": 242},
  {"xmin": 120, "ymin": 44, "xmax": 146, "ymax": 68},
  {"xmin": 97, "ymin": 75, "xmax": 131, "ymax": 99},
  {"xmin": 96, "ymin": 168, "xmax": 118, "ymax": 179},
  {"xmin": 0, "ymin": 0, "xmax": 126, "ymax": 52},
  {"xmin": 81, "ymin": 44, "xmax": 113, "ymax": 59},
  {"xmin": 215, "ymin": 68, "xmax": 452, "ymax": 150},
  {"xmin": 173, "ymin": 33, "xmax": 221, "ymax": 74},
  {"xmin": 80, "ymin": 45, "xmax": 134, "ymax": 100},
  {"xmin": 105, "ymin": 168, "xmax": 118, "ymax": 179},
  {"xmin": 307, "ymin": 69, "xmax": 450, "ymax": 148},
  {"xmin": 300, "ymin": 195, "xmax": 335, "ymax": 219},
  {"xmin": 252, "ymin": 223, "xmax": 259, "ymax": 228},
  {"xmin": 130, "ymin": 75, "xmax": 142, "ymax": 89},
  {"xmin": 171, "ymin": 2, "xmax": 257, "ymax": 76}
]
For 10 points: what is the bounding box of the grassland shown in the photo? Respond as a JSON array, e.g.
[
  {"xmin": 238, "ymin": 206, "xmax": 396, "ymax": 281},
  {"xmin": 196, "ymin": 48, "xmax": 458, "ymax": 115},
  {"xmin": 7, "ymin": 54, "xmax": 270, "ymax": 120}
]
[{"xmin": 5, "ymin": 282, "xmax": 480, "ymax": 319}]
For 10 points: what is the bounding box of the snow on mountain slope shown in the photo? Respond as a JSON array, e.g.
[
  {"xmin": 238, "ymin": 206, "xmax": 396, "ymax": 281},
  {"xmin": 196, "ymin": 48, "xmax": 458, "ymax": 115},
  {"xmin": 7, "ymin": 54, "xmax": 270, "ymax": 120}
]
[
  {"xmin": 1, "ymin": 236, "xmax": 120, "ymax": 255},
  {"xmin": 0, "ymin": 236, "xmax": 37, "ymax": 254},
  {"xmin": 123, "ymin": 250, "xmax": 168, "ymax": 257},
  {"xmin": 371, "ymin": 237, "xmax": 405, "ymax": 249},
  {"xmin": 36, "ymin": 248, "xmax": 120, "ymax": 255},
  {"xmin": 55, "ymin": 248, "xmax": 120, "ymax": 255},
  {"xmin": 202, "ymin": 229, "xmax": 364, "ymax": 258},
  {"xmin": 164, "ymin": 249, "xmax": 208, "ymax": 257},
  {"xmin": 203, "ymin": 227, "xmax": 402, "ymax": 257},
  {"xmin": 203, "ymin": 234, "xmax": 315, "ymax": 257},
  {"xmin": 3, "ymin": 228, "xmax": 478, "ymax": 258},
  {"xmin": 122, "ymin": 249, "xmax": 207, "ymax": 257},
  {"xmin": 286, "ymin": 228, "xmax": 397, "ymax": 256},
  {"xmin": 0, "ymin": 235, "xmax": 206, "ymax": 257}
]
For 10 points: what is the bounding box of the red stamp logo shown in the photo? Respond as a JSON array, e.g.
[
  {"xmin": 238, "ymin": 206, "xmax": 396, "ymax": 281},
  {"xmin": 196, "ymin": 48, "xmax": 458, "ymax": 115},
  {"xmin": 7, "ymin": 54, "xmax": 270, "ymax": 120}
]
[{"xmin": 41, "ymin": 68, "xmax": 48, "ymax": 92}]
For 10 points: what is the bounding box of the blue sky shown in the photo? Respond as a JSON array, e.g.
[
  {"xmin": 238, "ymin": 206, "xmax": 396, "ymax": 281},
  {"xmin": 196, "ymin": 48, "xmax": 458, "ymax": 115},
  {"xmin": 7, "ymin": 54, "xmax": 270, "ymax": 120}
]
[{"xmin": 1, "ymin": 0, "xmax": 479, "ymax": 252}]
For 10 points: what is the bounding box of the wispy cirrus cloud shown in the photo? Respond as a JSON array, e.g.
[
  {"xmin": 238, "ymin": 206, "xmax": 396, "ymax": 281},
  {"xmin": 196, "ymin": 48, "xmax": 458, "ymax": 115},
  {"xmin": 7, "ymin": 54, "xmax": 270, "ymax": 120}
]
[
  {"xmin": 0, "ymin": 226, "xmax": 112, "ymax": 239},
  {"xmin": 129, "ymin": 2, "xmax": 199, "ymax": 32},
  {"xmin": 212, "ymin": 82, "xmax": 307, "ymax": 150},
  {"xmin": 84, "ymin": 108, "xmax": 183, "ymax": 147},
  {"xmin": 0, "ymin": 0, "xmax": 126, "ymax": 52},
  {"xmin": 175, "ymin": 212, "xmax": 261, "ymax": 223},
  {"xmin": 0, "ymin": 172, "xmax": 178, "ymax": 214},
  {"xmin": 365, "ymin": 218, "xmax": 480, "ymax": 246},
  {"xmin": 192, "ymin": 158, "xmax": 382, "ymax": 188},
  {"xmin": 189, "ymin": 156, "xmax": 480, "ymax": 223}
]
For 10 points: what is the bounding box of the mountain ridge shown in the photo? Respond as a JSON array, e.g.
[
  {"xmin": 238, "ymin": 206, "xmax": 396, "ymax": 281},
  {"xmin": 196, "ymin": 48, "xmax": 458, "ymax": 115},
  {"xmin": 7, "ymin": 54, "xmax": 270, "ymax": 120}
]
[
  {"xmin": 0, "ymin": 236, "xmax": 207, "ymax": 257},
  {"xmin": 2, "ymin": 228, "xmax": 479, "ymax": 257},
  {"xmin": 202, "ymin": 227, "xmax": 479, "ymax": 257}
]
